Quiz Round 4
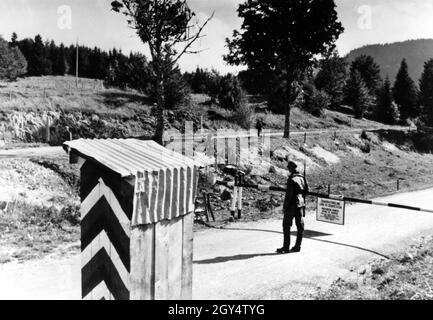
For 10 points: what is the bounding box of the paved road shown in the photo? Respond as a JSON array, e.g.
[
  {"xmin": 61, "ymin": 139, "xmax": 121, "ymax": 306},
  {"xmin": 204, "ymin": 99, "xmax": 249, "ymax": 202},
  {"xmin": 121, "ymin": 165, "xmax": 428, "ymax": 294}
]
[{"xmin": 1, "ymin": 187, "xmax": 433, "ymax": 300}]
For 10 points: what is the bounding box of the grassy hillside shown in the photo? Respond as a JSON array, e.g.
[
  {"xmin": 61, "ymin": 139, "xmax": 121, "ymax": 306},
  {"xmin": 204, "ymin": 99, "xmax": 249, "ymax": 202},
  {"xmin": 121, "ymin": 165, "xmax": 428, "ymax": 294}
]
[
  {"xmin": 346, "ymin": 39, "xmax": 433, "ymax": 83},
  {"xmin": 0, "ymin": 76, "xmax": 404, "ymax": 146}
]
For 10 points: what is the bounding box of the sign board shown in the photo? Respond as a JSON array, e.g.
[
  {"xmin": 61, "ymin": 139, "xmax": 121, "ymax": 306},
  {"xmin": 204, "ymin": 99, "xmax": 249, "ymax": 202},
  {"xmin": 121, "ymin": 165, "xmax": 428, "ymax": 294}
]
[{"xmin": 317, "ymin": 197, "xmax": 345, "ymax": 225}]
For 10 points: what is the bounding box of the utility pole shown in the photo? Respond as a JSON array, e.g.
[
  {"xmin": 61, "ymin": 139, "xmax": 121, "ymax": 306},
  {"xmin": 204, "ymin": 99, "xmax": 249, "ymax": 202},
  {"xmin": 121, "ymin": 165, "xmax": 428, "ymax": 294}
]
[{"xmin": 76, "ymin": 38, "xmax": 79, "ymax": 89}]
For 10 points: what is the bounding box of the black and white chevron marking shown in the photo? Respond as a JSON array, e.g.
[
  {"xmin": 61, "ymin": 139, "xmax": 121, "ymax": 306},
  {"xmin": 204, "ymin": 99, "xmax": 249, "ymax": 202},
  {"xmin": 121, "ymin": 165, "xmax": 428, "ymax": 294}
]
[{"xmin": 81, "ymin": 172, "xmax": 132, "ymax": 300}]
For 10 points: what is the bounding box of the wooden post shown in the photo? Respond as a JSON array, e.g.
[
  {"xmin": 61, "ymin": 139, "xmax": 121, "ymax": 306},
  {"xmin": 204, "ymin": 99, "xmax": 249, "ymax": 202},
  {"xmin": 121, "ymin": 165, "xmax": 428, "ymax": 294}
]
[
  {"xmin": 46, "ymin": 117, "xmax": 51, "ymax": 143},
  {"xmin": 227, "ymin": 138, "xmax": 237, "ymax": 165},
  {"xmin": 237, "ymin": 187, "xmax": 243, "ymax": 219},
  {"xmin": 397, "ymin": 179, "xmax": 400, "ymax": 191},
  {"xmin": 184, "ymin": 121, "xmax": 193, "ymax": 159},
  {"xmin": 231, "ymin": 186, "xmax": 238, "ymax": 218},
  {"xmin": 76, "ymin": 39, "xmax": 79, "ymax": 89},
  {"xmin": 328, "ymin": 184, "xmax": 331, "ymax": 195}
]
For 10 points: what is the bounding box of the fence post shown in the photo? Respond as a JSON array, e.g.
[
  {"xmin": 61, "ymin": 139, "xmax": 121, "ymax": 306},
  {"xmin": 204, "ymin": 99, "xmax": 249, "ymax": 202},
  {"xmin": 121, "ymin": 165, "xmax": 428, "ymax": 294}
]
[
  {"xmin": 328, "ymin": 184, "xmax": 331, "ymax": 195},
  {"xmin": 397, "ymin": 179, "xmax": 400, "ymax": 191},
  {"xmin": 46, "ymin": 117, "xmax": 51, "ymax": 143}
]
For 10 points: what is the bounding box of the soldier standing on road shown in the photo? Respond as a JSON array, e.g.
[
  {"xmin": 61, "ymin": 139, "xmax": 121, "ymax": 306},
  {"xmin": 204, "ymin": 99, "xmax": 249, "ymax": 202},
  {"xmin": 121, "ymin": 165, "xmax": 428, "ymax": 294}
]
[
  {"xmin": 256, "ymin": 118, "xmax": 263, "ymax": 137},
  {"xmin": 277, "ymin": 161, "xmax": 309, "ymax": 254}
]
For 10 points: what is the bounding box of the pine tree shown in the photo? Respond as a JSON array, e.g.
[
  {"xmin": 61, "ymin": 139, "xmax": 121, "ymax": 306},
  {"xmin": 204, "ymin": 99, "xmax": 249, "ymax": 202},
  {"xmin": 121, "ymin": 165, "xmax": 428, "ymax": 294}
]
[
  {"xmin": 344, "ymin": 70, "xmax": 372, "ymax": 119},
  {"xmin": 419, "ymin": 59, "xmax": 433, "ymax": 126},
  {"xmin": 10, "ymin": 32, "xmax": 18, "ymax": 47},
  {"xmin": 350, "ymin": 55, "xmax": 382, "ymax": 95},
  {"xmin": 376, "ymin": 78, "xmax": 399, "ymax": 124},
  {"xmin": 31, "ymin": 35, "xmax": 52, "ymax": 75},
  {"xmin": 393, "ymin": 59, "xmax": 419, "ymax": 120},
  {"xmin": 315, "ymin": 52, "xmax": 348, "ymax": 108},
  {"xmin": 0, "ymin": 36, "xmax": 27, "ymax": 80},
  {"xmin": 54, "ymin": 44, "xmax": 69, "ymax": 75}
]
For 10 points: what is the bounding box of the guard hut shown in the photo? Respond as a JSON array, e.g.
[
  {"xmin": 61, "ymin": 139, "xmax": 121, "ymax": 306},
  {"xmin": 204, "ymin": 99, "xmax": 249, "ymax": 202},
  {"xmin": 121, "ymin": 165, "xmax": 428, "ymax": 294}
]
[{"xmin": 63, "ymin": 139, "xmax": 201, "ymax": 300}]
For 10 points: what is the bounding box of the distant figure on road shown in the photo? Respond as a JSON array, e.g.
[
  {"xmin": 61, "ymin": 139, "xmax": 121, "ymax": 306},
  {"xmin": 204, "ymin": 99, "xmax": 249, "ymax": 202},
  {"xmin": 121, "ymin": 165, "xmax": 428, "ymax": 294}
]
[
  {"xmin": 256, "ymin": 118, "xmax": 263, "ymax": 137},
  {"xmin": 277, "ymin": 161, "xmax": 309, "ymax": 254}
]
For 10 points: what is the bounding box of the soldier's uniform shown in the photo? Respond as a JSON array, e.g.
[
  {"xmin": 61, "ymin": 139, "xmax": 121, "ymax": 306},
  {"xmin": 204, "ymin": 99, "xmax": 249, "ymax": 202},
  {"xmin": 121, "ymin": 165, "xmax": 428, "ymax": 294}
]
[{"xmin": 278, "ymin": 166, "xmax": 309, "ymax": 253}]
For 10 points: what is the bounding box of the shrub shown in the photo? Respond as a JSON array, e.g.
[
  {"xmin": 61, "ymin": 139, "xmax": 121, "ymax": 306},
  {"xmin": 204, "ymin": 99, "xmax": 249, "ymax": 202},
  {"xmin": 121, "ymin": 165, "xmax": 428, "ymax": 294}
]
[
  {"xmin": 413, "ymin": 132, "xmax": 433, "ymax": 153},
  {"xmin": 344, "ymin": 70, "xmax": 374, "ymax": 119},
  {"xmin": 375, "ymin": 78, "xmax": 400, "ymax": 124},
  {"xmin": 163, "ymin": 70, "xmax": 191, "ymax": 110},
  {"xmin": 302, "ymin": 82, "xmax": 330, "ymax": 117},
  {"xmin": 0, "ymin": 36, "xmax": 27, "ymax": 80},
  {"xmin": 267, "ymin": 79, "xmax": 304, "ymax": 114},
  {"xmin": 231, "ymin": 102, "xmax": 254, "ymax": 129},
  {"xmin": 217, "ymin": 74, "xmax": 247, "ymax": 110}
]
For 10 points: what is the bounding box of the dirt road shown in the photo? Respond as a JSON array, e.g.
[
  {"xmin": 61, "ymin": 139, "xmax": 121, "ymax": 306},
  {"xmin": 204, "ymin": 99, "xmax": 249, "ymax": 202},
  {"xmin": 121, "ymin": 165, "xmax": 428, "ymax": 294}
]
[
  {"xmin": 2, "ymin": 188, "xmax": 433, "ymax": 300},
  {"xmin": 0, "ymin": 146, "xmax": 65, "ymax": 159}
]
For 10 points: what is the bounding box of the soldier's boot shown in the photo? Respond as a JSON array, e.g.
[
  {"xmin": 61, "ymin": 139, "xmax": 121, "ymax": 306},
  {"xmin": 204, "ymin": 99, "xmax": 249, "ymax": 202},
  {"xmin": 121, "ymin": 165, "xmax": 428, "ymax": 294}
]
[
  {"xmin": 291, "ymin": 231, "xmax": 303, "ymax": 253},
  {"xmin": 276, "ymin": 229, "xmax": 291, "ymax": 254}
]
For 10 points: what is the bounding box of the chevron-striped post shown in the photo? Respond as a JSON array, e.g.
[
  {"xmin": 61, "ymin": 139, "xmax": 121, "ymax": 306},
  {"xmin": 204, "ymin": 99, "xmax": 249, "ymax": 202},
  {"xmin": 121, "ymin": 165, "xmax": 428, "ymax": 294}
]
[
  {"xmin": 66, "ymin": 139, "xmax": 199, "ymax": 301},
  {"xmin": 80, "ymin": 161, "xmax": 133, "ymax": 300},
  {"xmin": 76, "ymin": 158, "xmax": 196, "ymax": 300}
]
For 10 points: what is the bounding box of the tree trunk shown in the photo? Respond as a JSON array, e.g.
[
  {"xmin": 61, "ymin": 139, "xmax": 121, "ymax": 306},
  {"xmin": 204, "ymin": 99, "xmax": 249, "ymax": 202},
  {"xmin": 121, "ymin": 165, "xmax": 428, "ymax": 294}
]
[
  {"xmin": 154, "ymin": 72, "xmax": 165, "ymax": 146},
  {"xmin": 283, "ymin": 80, "xmax": 294, "ymax": 139},
  {"xmin": 284, "ymin": 102, "xmax": 291, "ymax": 139}
]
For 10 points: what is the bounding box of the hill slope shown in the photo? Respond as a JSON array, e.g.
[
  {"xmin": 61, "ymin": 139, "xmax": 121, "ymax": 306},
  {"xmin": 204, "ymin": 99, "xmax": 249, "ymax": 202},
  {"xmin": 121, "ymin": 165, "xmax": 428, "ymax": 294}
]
[{"xmin": 346, "ymin": 39, "xmax": 433, "ymax": 84}]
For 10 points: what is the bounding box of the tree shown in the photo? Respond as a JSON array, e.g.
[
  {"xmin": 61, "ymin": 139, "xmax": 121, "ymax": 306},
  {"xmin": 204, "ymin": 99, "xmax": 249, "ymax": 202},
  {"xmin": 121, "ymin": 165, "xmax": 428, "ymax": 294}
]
[
  {"xmin": 156, "ymin": 63, "xmax": 191, "ymax": 110},
  {"xmin": 315, "ymin": 51, "xmax": 348, "ymax": 108},
  {"xmin": 344, "ymin": 70, "xmax": 372, "ymax": 119},
  {"xmin": 419, "ymin": 59, "xmax": 433, "ymax": 126},
  {"xmin": 111, "ymin": 0, "xmax": 213, "ymax": 145},
  {"xmin": 302, "ymin": 82, "xmax": 330, "ymax": 117},
  {"xmin": 10, "ymin": 32, "xmax": 18, "ymax": 47},
  {"xmin": 350, "ymin": 55, "xmax": 381, "ymax": 95},
  {"xmin": 0, "ymin": 36, "xmax": 27, "ymax": 80},
  {"xmin": 217, "ymin": 74, "xmax": 247, "ymax": 110},
  {"xmin": 31, "ymin": 35, "xmax": 52, "ymax": 75},
  {"xmin": 225, "ymin": 0, "xmax": 344, "ymax": 138},
  {"xmin": 53, "ymin": 44, "xmax": 69, "ymax": 75},
  {"xmin": 393, "ymin": 59, "xmax": 419, "ymax": 120},
  {"xmin": 376, "ymin": 78, "xmax": 399, "ymax": 124}
]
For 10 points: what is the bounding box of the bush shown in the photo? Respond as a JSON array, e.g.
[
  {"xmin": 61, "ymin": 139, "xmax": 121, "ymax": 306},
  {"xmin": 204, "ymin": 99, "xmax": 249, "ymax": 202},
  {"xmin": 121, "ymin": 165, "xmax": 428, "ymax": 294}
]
[
  {"xmin": 413, "ymin": 132, "xmax": 433, "ymax": 153},
  {"xmin": 267, "ymin": 79, "xmax": 304, "ymax": 114},
  {"xmin": 375, "ymin": 78, "xmax": 400, "ymax": 125},
  {"xmin": 0, "ymin": 36, "xmax": 27, "ymax": 80},
  {"xmin": 163, "ymin": 70, "xmax": 191, "ymax": 110},
  {"xmin": 217, "ymin": 74, "xmax": 247, "ymax": 110},
  {"xmin": 266, "ymin": 82, "xmax": 287, "ymax": 114},
  {"xmin": 231, "ymin": 102, "xmax": 254, "ymax": 129},
  {"xmin": 344, "ymin": 70, "xmax": 374, "ymax": 119},
  {"xmin": 302, "ymin": 82, "xmax": 330, "ymax": 117}
]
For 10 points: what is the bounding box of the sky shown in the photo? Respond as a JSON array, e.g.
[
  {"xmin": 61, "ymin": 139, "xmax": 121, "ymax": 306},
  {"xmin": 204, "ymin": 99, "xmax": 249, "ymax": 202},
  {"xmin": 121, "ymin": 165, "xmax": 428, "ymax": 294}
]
[{"xmin": 1, "ymin": 0, "xmax": 433, "ymax": 74}]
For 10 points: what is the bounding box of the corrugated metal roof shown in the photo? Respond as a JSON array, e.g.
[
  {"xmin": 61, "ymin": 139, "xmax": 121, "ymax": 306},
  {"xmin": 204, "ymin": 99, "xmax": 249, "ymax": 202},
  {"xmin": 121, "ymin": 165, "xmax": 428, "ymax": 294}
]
[{"xmin": 64, "ymin": 138, "xmax": 201, "ymax": 177}]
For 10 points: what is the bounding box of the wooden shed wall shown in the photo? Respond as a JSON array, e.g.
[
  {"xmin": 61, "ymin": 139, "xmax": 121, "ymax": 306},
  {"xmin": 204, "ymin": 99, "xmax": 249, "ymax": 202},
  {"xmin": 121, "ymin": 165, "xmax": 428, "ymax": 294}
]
[{"xmin": 130, "ymin": 213, "xmax": 193, "ymax": 300}]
